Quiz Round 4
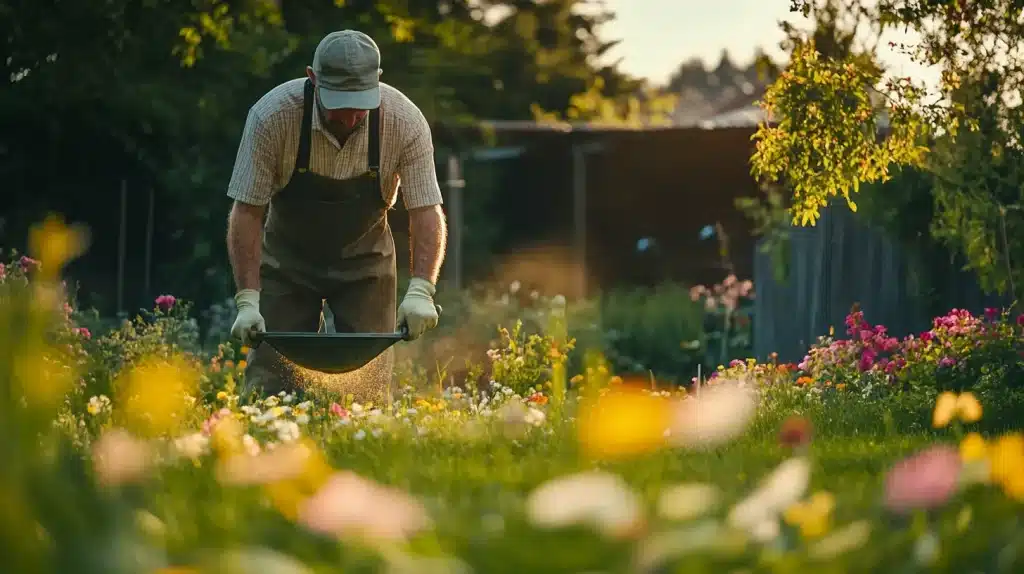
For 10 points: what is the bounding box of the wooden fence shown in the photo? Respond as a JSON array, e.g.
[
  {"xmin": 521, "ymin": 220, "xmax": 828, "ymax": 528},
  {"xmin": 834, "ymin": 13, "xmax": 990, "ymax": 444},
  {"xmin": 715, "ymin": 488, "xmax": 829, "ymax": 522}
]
[{"xmin": 752, "ymin": 204, "xmax": 1011, "ymax": 363}]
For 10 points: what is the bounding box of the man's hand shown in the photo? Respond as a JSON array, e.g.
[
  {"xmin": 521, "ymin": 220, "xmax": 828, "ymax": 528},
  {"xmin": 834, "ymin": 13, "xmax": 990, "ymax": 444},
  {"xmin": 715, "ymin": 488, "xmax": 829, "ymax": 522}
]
[
  {"xmin": 231, "ymin": 289, "xmax": 266, "ymax": 345},
  {"xmin": 397, "ymin": 277, "xmax": 439, "ymax": 339}
]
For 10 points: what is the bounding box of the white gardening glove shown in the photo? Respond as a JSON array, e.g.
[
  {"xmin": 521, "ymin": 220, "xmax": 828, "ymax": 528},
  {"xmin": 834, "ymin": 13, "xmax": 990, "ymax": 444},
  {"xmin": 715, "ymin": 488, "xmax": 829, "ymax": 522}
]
[
  {"xmin": 231, "ymin": 289, "xmax": 266, "ymax": 346},
  {"xmin": 396, "ymin": 277, "xmax": 439, "ymax": 340}
]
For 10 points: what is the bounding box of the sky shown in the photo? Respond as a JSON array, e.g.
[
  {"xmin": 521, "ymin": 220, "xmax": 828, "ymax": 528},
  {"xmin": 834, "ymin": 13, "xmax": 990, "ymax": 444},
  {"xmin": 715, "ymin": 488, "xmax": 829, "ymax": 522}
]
[{"xmin": 591, "ymin": 0, "xmax": 941, "ymax": 89}]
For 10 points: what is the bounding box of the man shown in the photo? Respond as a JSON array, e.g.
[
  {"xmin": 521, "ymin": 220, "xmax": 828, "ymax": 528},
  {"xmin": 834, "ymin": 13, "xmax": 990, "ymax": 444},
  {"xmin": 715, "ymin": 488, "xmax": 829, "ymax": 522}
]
[{"xmin": 225, "ymin": 30, "xmax": 447, "ymax": 398}]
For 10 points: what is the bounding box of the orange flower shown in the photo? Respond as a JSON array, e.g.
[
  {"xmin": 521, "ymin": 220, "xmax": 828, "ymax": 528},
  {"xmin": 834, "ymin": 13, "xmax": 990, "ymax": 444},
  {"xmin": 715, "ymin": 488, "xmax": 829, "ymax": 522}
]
[{"xmin": 796, "ymin": 376, "xmax": 813, "ymax": 386}]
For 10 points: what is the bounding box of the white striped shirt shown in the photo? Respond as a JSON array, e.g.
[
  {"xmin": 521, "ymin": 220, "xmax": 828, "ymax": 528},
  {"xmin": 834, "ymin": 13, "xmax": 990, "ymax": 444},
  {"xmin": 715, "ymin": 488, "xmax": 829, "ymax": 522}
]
[{"xmin": 226, "ymin": 78, "xmax": 443, "ymax": 210}]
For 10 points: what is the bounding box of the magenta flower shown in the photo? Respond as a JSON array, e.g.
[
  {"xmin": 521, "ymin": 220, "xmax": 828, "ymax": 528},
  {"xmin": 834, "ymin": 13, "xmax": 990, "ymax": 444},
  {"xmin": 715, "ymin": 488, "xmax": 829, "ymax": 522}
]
[
  {"xmin": 155, "ymin": 294, "xmax": 177, "ymax": 312},
  {"xmin": 938, "ymin": 357, "xmax": 956, "ymax": 368},
  {"xmin": 883, "ymin": 445, "xmax": 961, "ymax": 514},
  {"xmin": 1017, "ymin": 314, "xmax": 1024, "ymax": 327},
  {"xmin": 0, "ymin": 262, "xmax": 6, "ymax": 280},
  {"xmin": 19, "ymin": 256, "xmax": 39, "ymax": 271},
  {"xmin": 73, "ymin": 327, "xmax": 91, "ymax": 340}
]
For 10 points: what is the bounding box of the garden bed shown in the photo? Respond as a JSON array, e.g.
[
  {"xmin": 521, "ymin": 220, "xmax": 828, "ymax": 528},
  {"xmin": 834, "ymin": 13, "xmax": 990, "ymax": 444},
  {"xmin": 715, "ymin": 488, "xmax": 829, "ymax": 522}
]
[{"xmin": 3, "ymin": 233, "xmax": 1024, "ymax": 573}]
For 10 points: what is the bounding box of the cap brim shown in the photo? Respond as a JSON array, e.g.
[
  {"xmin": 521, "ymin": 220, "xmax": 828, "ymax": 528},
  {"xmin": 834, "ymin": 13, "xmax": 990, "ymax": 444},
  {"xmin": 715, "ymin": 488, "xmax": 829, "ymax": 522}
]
[{"xmin": 318, "ymin": 85, "xmax": 380, "ymax": 110}]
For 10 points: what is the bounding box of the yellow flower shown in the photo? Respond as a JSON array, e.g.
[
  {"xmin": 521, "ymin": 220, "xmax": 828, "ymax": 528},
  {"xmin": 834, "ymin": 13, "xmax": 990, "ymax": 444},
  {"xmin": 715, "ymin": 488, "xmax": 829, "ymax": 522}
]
[
  {"xmin": 28, "ymin": 213, "xmax": 90, "ymax": 281},
  {"xmin": 116, "ymin": 354, "xmax": 201, "ymax": 437},
  {"xmin": 237, "ymin": 360, "xmax": 247, "ymax": 370},
  {"xmin": 989, "ymin": 433, "xmax": 1024, "ymax": 501},
  {"xmin": 216, "ymin": 391, "xmax": 228, "ymax": 401},
  {"xmin": 577, "ymin": 385, "xmax": 671, "ymax": 460},
  {"xmin": 959, "ymin": 432, "xmax": 987, "ymax": 462},
  {"xmin": 933, "ymin": 391, "xmax": 983, "ymax": 428},
  {"xmin": 783, "ymin": 491, "xmax": 835, "ymax": 539},
  {"xmin": 957, "ymin": 392, "xmax": 983, "ymax": 423},
  {"xmin": 240, "ymin": 346, "xmax": 251, "ymax": 355}
]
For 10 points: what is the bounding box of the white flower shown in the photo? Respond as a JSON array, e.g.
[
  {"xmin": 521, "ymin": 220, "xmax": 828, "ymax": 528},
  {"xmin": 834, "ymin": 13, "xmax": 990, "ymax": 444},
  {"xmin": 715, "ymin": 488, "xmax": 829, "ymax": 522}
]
[
  {"xmin": 525, "ymin": 471, "xmax": 643, "ymax": 539},
  {"xmin": 173, "ymin": 432, "xmax": 210, "ymax": 460},
  {"xmin": 727, "ymin": 456, "xmax": 811, "ymax": 540},
  {"xmin": 242, "ymin": 434, "xmax": 261, "ymax": 456},
  {"xmin": 524, "ymin": 408, "xmax": 546, "ymax": 427},
  {"xmin": 509, "ymin": 280, "xmax": 521, "ymax": 294},
  {"xmin": 294, "ymin": 413, "xmax": 310, "ymax": 425},
  {"xmin": 669, "ymin": 379, "xmax": 757, "ymax": 448},
  {"xmin": 274, "ymin": 420, "xmax": 301, "ymax": 443},
  {"xmin": 657, "ymin": 483, "xmax": 721, "ymax": 521},
  {"xmin": 354, "ymin": 429, "xmax": 367, "ymax": 440}
]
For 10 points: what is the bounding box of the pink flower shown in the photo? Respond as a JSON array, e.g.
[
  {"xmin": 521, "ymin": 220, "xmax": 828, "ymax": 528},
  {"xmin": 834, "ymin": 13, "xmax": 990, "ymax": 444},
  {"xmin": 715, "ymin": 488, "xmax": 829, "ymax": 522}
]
[
  {"xmin": 19, "ymin": 256, "xmax": 39, "ymax": 271},
  {"xmin": 938, "ymin": 357, "xmax": 956, "ymax": 368},
  {"xmin": 330, "ymin": 403, "xmax": 350, "ymax": 419},
  {"xmin": 73, "ymin": 327, "xmax": 91, "ymax": 340},
  {"xmin": 0, "ymin": 262, "xmax": 5, "ymax": 280},
  {"xmin": 883, "ymin": 445, "xmax": 961, "ymax": 514},
  {"xmin": 155, "ymin": 294, "xmax": 177, "ymax": 312},
  {"xmin": 858, "ymin": 348, "xmax": 876, "ymax": 372},
  {"xmin": 1017, "ymin": 314, "xmax": 1024, "ymax": 327},
  {"xmin": 202, "ymin": 408, "xmax": 233, "ymax": 436}
]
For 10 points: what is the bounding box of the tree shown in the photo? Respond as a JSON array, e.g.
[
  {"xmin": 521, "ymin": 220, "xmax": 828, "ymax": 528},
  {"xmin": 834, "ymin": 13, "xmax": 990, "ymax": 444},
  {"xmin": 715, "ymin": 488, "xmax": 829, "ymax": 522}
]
[{"xmin": 751, "ymin": 0, "xmax": 1024, "ymax": 300}]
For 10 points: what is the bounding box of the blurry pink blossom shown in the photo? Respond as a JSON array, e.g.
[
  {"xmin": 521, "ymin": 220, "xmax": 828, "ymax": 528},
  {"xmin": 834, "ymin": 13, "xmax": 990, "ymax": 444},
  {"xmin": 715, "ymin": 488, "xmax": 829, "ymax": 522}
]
[
  {"xmin": 330, "ymin": 402, "xmax": 349, "ymax": 419},
  {"xmin": 155, "ymin": 294, "xmax": 177, "ymax": 312},
  {"xmin": 883, "ymin": 445, "xmax": 961, "ymax": 514},
  {"xmin": 297, "ymin": 471, "xmax": 431, "ymax": 543},
  {"xmin": 73, "ymin": 327, "xmax": 91, "ymax": 339},
  {"xmin": 91, "ymin": 428, "xmax": 154, "ymax": 487}
]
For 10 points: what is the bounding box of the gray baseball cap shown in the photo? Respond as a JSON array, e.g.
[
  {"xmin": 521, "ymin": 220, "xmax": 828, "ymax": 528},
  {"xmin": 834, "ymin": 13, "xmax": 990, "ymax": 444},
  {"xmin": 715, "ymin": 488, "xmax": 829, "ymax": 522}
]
[{"xmin": 312, "ymin": 30, "xmax": 382, "ymax": 110}]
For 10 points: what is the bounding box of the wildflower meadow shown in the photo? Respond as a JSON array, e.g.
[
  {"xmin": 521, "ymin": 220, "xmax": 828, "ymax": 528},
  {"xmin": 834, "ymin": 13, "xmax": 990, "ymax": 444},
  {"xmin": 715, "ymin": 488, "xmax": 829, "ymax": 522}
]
[{"xmin": 4, "ymin": 215, "xmax": 1024, "ymax": 574}]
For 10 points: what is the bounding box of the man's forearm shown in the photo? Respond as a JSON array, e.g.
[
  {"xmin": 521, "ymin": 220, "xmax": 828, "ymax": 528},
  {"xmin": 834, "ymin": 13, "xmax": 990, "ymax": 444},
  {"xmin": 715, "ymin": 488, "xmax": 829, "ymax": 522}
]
[
  {"xmin": 408, "ymin": 204, "xmax": 447, "ymax": 284},
  {"xmin": 227, "ymin": 201, "xmax": 266, "ymax": 291}
]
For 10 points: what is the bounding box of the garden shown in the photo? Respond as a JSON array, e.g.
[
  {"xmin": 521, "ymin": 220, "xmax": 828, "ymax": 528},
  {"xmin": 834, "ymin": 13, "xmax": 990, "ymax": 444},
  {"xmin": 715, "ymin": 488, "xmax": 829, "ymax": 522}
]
[{"xmin": 4, "ymin": 215, "xmax": 1024, "ymax": 574}]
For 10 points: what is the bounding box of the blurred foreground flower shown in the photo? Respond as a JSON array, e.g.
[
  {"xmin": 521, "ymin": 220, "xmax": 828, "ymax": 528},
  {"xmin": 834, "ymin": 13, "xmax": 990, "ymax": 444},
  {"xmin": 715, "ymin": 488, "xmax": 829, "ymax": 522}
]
[
  {"xmin": 657, "ymin": 482, "xmax": 721, "ymax": 522},
  {"xmin": 91, "ymin": 428, "xmax": 155, "ymax": 487},
  {"xmin": 577, "ymin": 384, "xmax": 671, "ymax": 460},
  {"xmin": 988, "ymin": 433, "xmax": 1024, "ymax": 500},
  {"xmin": 727, "ymin": 456, "xmax": 811, "ymax": 542},
  {"xmin": 116, "ymin": 354, "xmax": 201, "ymax": 437},
  {"xmin": 525, "ymin": 471, "xmax": 644, "ymax": 539},
  {"xmin": 27, "ymin": 213, "xmax": 90, "ymax": 282},
  {"xmin": 670, "ymin": 379, "xmax": 757, "ymax": 448},
  {"xmin": 807, "ymin": 520, "xmax": 872, "ymax": 560},
  {"xmin": 783, "ymin": 491, "xmax": 835, "ymax": 538},
  {"xmin": 217, "ymin": 438, "xmax": 333, "ymax": 521},
  {"xmin": 883, "ymin": 445, "xmax": 961, "ymax": 514},
  {"xmin": 933, "ymin": 391, "xmax": 982, "ymax": 428},
  {"xmin": 297, "ymin": 470, "xmax": 432, "ymax": 544}
]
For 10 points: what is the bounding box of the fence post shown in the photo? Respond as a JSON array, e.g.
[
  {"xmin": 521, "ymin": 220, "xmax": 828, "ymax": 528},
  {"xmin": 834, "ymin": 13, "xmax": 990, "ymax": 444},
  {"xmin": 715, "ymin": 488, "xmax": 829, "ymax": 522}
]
[{"xmin": 446, "ymin": 153, "xmax": 465, "ymax": 291}]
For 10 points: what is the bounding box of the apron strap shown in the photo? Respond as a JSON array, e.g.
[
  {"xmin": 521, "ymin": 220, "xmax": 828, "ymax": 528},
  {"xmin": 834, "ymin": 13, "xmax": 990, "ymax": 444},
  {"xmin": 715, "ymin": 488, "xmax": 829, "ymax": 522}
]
[
  {"xmin": 294, "ymin": 79, "xmax": 315, "ymax": 175},
  {"xmin": 367, "ymin": 107, "xmax": 381, "ymax": 194}
]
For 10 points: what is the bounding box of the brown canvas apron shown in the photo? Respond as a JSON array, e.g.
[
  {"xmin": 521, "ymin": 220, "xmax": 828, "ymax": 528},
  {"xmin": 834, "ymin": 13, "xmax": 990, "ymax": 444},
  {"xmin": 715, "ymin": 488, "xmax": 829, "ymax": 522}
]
[{"xmin": 242, "ymin": 79, "xmax": 397, "ymax": 401}]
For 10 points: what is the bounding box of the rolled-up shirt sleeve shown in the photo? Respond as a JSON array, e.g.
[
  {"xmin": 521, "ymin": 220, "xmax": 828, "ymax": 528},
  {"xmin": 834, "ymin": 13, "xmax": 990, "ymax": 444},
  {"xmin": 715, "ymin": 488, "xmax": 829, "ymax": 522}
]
[
  {"xmin": 397, "ymin": 111, "xmax": 443, "ymax": 210},
  {"xmin": 227, "ymin": 107, "xmax": 279, "ymax": 206}
]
